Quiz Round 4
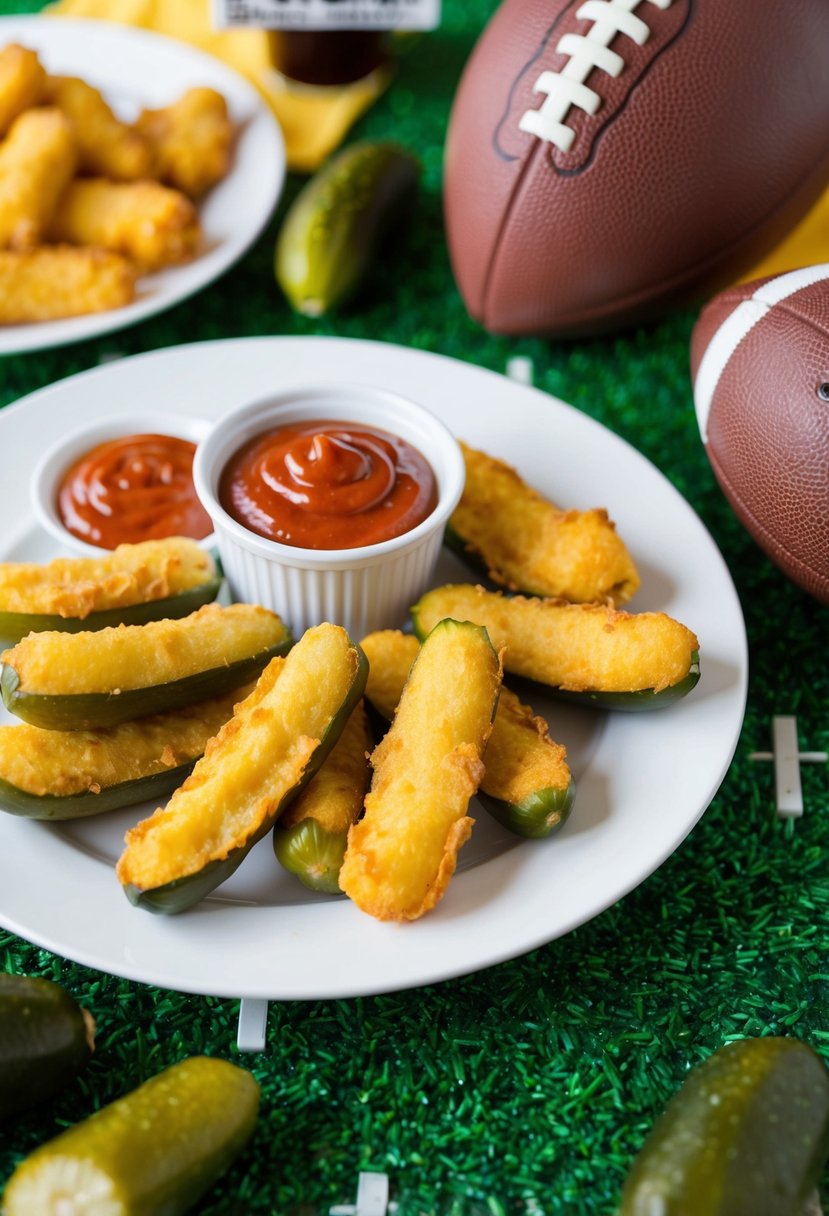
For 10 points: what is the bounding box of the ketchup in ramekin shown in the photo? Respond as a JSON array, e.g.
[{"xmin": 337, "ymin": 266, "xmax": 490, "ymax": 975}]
[
  {"xmin": 219, "ymin": 419, "xmax": 437, "ymax": 550},
  {"xmin": 58, "ymin": 433, "xmax": 213, "ymax": 549}
]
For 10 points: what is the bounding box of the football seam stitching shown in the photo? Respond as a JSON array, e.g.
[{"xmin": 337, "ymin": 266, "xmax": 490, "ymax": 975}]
[{"xmin": 491, "ymin": 0, "xmax": 694, "ymax": 176}]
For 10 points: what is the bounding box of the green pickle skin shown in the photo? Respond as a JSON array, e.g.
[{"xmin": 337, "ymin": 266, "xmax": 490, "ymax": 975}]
[
  {"xmin": 0, "ymin": 578, "xmax": 223, "ymax": 646},
  {"xmin": 0, "ymin": 975, "xmax": 93, "ymax": 1120},
  {"xmin": 273, "ymin": 817, "xmax": 348, "ymax": 895},
  {"xmin": 618, "ymin": 1037, "xmax": 829, "ymax": 1215},
  {"xmin": 0, "ymin": 762, "xmax": 198, "ymax": 822},
  {"xmin": 0, "ymin": 636, "xmax": 292, "ymax": 732},
  {"xmin": 477, "ymin": 778, "xmax": 575, "ymax": 840},
  {"xmin": 3, "ymin": 1057, "xmax": 260, "ymax": 1216},
  {"xmin": 276, "ymin": 140, "xmax": 420, "ymax": 316}
]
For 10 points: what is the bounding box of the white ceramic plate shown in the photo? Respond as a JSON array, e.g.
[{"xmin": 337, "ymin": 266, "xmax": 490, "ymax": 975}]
[
  {"xmin": 0, "ymin": 338, "xmax": 748, "ymax": 1000},
  {"xmin": 0, "ymin": 17, "xmax": 285, "ymax": 354}
]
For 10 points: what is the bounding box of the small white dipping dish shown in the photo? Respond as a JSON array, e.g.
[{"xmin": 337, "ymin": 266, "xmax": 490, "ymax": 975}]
[
  {"xmin": 193, "ymin": 385, "xmax": 465, "ymax": 639},
  {"xmin": 31, "ymin": 413, "xmax": 215, "ymax": 557}
]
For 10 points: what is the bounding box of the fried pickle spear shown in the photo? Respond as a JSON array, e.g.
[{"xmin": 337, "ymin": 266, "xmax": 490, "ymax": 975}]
[
  {"xmin": 339, "ymin": 618, "xmax": 502, "ymax": 922},
  {"xmin": 0, "ymin": 44, "xmax": 45, "ymax": 136},
  {"xmin": 361, "ymin": 629, "xmax": 574, "ymax": 840},
  {"xmin": 447, "ymin": 442, "xmax": 640, "ymax": 604},
  {"xmin": 0, "ymin": 537, "xmax": 218, "ymax": 632},
  {"xmin": 116, "ymin": 625, "xmax": 368, "ymax": 914},
  {"xmin": 44, "ymin": 74, "xmax": 153, "ymax": 180},
  {"xmin": 48, "ymin": 178, "xmax": 200, "ymax": 270},
  {"xmin": 137, "ymin": 87, "xmax": 234, "ymax": 198},
  {"xmin": 0, "ymin": 245, "xmax": 135, "ymax": 324},
  {"xmin": 0, "ymin": 108, "xmax": 76, "ymax": 249},
  {"xmin": 412, "ymin": 584, "xmax": 700, "ymax": 709},
  {"xmin": 0, "ymin": 682, "xmax": 251, "ymax": 819}
]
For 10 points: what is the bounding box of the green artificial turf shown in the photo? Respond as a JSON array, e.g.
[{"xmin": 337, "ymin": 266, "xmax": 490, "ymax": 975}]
[{"xmin": 0, "ymin": 0, "xmax": 828, "ymax": 1212}]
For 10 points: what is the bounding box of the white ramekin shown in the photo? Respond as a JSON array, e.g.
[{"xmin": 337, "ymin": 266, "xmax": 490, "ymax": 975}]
[
  {"xmin": 193, "ymin": 385, "xmax": 465, "ymax": 639},
  {"xmin": 31, "ymin": 413, "xmax": 215, "ymax": 557}
]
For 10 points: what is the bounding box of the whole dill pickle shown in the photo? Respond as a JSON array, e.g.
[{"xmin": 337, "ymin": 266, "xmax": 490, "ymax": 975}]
[
  {"xmin": 3, "ymin": 1056, "xmax": 259, "ymax": 1216},
  {"xmin": 275, "ymin": 140, "xmax": 420, "ymax": 316},
  {"xmin": 618, "ymin": 1037, "xmax": 829, "ymax": 1216},
  {"xmin": 0, "ymin": 974, "xmax": 95, "ymax": 1120}
]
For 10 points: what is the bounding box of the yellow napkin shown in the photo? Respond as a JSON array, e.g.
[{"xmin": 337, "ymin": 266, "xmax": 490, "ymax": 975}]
[{"xmin": 47, "ymin": 0, "xmax": 390, "ymax": 173}]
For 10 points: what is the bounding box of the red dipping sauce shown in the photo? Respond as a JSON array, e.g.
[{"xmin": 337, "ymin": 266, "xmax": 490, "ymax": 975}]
[
  {"xmin": 220, "ymin": 419, "xmax": 438, "ymax": 550},
  {"xmin": 58, "ymin": 433, "xmax": 213, "ymax": 549}
]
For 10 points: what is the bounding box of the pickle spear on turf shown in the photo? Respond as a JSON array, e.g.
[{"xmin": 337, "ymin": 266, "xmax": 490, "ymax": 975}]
[
  {"xmin": 275, "ymin": 140, "xmax": 420, "ymax": 316},
  {"xmin": 0, "ymin": 974, "xmax": 95, "ymax": 1120},
  {"xmin": 2, "ymin": 1056, "xmax": 259, "ymax": 1216},
  {"xmin": 618, "ymin": 1037, "xmax": 829, "ymax": 1216}
]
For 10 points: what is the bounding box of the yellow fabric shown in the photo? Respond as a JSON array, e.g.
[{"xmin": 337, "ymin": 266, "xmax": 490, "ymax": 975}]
[
  {"xmin": 47, "ymin": 0, "xmax": 389, "ymax": 173},
  {"xmin": 738, "ymin": 185, "xmax": 829, "ymax": 282}
]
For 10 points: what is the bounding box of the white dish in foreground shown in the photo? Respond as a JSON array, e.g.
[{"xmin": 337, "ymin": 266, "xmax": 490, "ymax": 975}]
[
  {"xmin": 0, "ymin": 17, "xmax": 285, "ymax": 355},
  {"xmin": 0, "ymin": 338, "xmax": 748, "ymax": 1000}
]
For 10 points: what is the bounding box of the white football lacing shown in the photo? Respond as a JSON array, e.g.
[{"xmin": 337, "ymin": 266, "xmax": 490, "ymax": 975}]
[{"xmin": 519, "ymin": 0, "xmax": 674, "ymax": 153}]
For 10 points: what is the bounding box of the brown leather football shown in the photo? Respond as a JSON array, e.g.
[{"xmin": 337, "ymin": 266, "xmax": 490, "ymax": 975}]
[
  {"xmin": 690, "ymin": 266, "xmax": 829, "ymax": 604},
  {"xmin": 443, "ymin": 0, "xmax": 829, "ymax": 338}
]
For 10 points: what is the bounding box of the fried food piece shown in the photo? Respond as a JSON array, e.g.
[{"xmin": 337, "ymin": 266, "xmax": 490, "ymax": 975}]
[
  {"xmin": 448, "ymin": 442, "xmax": 640, "ymax": 604},
  {"xmin": 339, "ymin": 619, "xmax": 502, "ymax": 922},
  {"xmin": 413, "ymin": 584, "xmax": 698, "ymax": 695},
  {"xmin": 274, "ymin": 700, "xmax": 372, "ymax": 893},
  {"xmin": 361, "ymin": 629, "xmax": 574, "ymax": 838},
  {"xmin": 2, "ymin": 603, "xmax": 289, "ymax": 698},
  {"xmin": 0, "ymin": 245, "xmax": 135, "ymax": 324},
  {"xmin": 48, "ymin": 178, "xmax": 200, "ymax": 270},
  {"xmin": 137, "ymin": 87, "xmax": 234, "ymax": 198},
  {"xmin": 0, "ymin": 682, "xmax": 251, "ymax": 811},
  {"xmin": 0, "ymin": 538, "xmax": 216, "ymax": 620},
  {"xmin": 0, "ymin": 44, "xmax": 46, "ymax": 137},
  {"xmin": 44, "ymin": 74, "xmax": 153, "ymax": 180},
  {"xmin": 116, "ymin": 625, "xmax": 367, "ymax": 910},
  {"xmin": 0, "ymin": 108, "xmax": 77, "ymax": 249}
]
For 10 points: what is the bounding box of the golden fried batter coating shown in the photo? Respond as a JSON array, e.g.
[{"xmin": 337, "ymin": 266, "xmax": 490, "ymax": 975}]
[
  {"xmin": 49, "ymin": 178, "xmax": 201, "ymax": 270},
  {"xmin": 0, "ymin": 245, "xmax": 135, "ymax": 324},
  {"xmin": 452, "ymin": 442, "xmax": 640, "ymax": 604},
  {"xmin": 0, "ymin": 55, "xmax": 231, "ymax": 322},
  {"xmin": 0, "ymin": 107, "xmax": 77, "ymax": 249},
  {"xmin": 339, "ymin": 621, "xmax": 500, "ymax": 922},
  {"xmin": 137, "ymin": 87, "xmax": 234, "ymax": 198},
  {"xmin": 0, "ymin": 44, "xmax": 45, "ymax": 137},
  {"xmin": 0, "ymin": 538, "xmax": 213, "ymax": 615},
  {"xmin": 44, "ymin": 74, "xmax": 153, "ymax": 180}
]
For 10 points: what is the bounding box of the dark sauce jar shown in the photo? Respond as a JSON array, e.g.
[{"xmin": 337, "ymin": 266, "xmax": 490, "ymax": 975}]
[{"xmin": 268, "ymin": 30, "xmax": 390, "ymax": 85}]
